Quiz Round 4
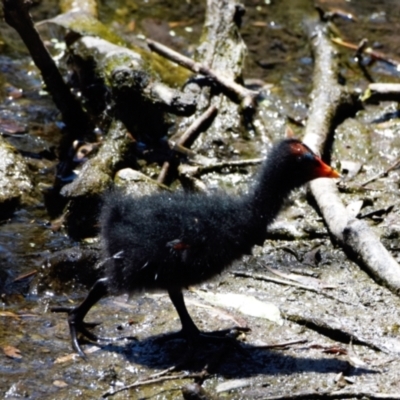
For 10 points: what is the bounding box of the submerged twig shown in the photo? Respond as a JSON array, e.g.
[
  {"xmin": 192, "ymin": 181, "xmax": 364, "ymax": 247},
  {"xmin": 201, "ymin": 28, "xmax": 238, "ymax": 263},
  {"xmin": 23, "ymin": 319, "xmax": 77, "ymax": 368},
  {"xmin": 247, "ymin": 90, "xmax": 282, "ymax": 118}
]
[
  {"xmin": 331, "ymin": 37, "xmax": 400, "ymax": 68},
  {"xmin": 12, "ymin": 270, "xmax": 37, "ymax": 282},
  {"xmin": 102, "ymin": 370, "xmax": 209, "ymax": 398}
]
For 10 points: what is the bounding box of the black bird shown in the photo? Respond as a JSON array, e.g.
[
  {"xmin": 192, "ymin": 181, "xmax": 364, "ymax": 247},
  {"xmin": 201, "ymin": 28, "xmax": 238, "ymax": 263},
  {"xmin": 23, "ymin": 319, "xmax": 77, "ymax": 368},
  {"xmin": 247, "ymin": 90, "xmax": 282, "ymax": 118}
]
[{"xmin": 52, "ymin": 138, "xmax": 339, "ymax": 358}]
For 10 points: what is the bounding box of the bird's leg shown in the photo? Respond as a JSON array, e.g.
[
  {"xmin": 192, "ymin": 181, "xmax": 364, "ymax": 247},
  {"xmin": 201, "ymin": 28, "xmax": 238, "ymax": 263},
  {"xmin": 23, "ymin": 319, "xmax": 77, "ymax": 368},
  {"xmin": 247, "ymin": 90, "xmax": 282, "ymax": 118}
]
[
  {"xmin": 51, "ymin": 278, "xmax": 135, "ymax": 358},
  {"xmin": 167, "ymin": 289, "xmax": 248, "ymax": 345},
  {"xmin": 165, "ymin": 288, "xmax": 249, "ymax": 368},
  {"xmin": 168, "ymin": 288, "xmax": 201, "ymax": 340},
  {"xmin": 51, "ymin": 278, "xmax": 109, "ymax": 357}
]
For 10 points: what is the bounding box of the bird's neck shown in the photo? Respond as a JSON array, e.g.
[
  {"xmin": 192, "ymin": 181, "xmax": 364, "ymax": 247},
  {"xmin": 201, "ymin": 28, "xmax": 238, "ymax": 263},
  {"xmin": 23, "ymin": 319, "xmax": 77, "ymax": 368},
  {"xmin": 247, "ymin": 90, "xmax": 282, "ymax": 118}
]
[{"xmin": 246, "ymin": 161, "xmax": 294, "ymax": 229}]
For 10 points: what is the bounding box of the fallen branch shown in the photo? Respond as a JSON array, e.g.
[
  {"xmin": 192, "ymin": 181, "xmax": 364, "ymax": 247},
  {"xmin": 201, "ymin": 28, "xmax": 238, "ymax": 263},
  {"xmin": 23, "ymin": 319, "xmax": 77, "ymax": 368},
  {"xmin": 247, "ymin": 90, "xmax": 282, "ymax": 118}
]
[
  {"xmin": 147, "ymin": 38, "xmax": 258, "ymax": 109},
  {"xmin": 303, "ymin": 19, "xmax": 400, "ymax": 296}
]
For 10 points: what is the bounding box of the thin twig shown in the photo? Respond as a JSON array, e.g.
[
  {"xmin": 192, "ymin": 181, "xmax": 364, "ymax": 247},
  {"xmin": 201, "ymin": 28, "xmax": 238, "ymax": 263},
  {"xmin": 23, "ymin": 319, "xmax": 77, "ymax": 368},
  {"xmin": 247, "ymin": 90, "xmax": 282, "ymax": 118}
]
[
  {"xmin": 253, "ymin": 338, "xmax": 308, "ymax": 349},
  {"xmin": 231, "ymin": 270, "xmax": 352, "ymax": 305},
  {"xmin": 187, "ymin": 158, "xmax": 263, "ymax": 178},
  {"xmin": 102, "ymin": 370, "xmax": 208, "ymax": 398},
  {"xmin": 147, "ymin": 39, "xmax": 258, "ymax": 108},
  {"xmin": 157, "ymin": 104, "xmax": 218, "ymax": 184},
  {"xmin": 171, "ymin": 104, "xmax": 218, "ymax": 147},
  {"xmin": 13, "ymin": 269, "xmax": 37, "ymax": 282},
  {"xmin": 361, "ymin": 158, "xmax": 400, "ymax": 187}
]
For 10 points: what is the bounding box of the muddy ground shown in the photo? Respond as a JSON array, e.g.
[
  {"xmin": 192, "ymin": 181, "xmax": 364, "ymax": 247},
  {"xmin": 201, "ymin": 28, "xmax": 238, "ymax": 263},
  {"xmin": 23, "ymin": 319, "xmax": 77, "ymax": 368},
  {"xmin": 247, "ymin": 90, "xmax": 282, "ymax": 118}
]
[{"xmin": 2, "ymin": 0, "xmax": 400, "ymax": 399}]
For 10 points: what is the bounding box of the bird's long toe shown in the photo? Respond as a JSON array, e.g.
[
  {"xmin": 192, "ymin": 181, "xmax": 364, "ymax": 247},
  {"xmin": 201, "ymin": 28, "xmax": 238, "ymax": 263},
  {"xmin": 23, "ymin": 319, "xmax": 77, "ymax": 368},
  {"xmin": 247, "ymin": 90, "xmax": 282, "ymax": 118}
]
[
  {"xmin": 52, "ymin": 306, "xmax": 103, "ymax": 357},
  {"xmin": 69, "ymin": 322, "xmax": 88, "ymax": 359}
]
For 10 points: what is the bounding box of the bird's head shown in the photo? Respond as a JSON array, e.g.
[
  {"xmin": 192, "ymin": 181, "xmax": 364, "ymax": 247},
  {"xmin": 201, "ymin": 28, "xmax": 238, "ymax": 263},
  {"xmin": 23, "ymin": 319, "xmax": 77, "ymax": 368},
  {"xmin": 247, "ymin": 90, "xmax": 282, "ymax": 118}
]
[{"xmin": 272, "ymin": 139, "xmax": 340, "ymax": 188}]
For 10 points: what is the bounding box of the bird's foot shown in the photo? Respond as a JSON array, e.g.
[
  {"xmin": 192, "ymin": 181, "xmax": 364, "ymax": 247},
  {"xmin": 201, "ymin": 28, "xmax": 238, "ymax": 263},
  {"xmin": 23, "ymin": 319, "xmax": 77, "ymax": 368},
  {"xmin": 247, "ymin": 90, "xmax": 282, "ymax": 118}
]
[
  {"xmin": 154, "ymin": 327, "xmax": 250, "ymax": 369},
  {"xmin": 155, "ymin": 326, "xmax": 250, "ymax": 346},
  {"xmin": 51, "ymin": 306, "xmax": 136, "ymax": 358}
]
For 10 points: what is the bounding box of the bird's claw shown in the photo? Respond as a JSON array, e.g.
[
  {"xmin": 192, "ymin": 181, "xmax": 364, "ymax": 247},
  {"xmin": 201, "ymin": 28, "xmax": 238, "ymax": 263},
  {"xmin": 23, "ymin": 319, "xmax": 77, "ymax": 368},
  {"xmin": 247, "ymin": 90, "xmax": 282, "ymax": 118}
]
[
  {"xmin": 51, "ymin": 305, "xmax": 99, "ymax": 358},
  {"xmin": 51, "ymin": 306, "xmax": 136, "ymax": 358}
]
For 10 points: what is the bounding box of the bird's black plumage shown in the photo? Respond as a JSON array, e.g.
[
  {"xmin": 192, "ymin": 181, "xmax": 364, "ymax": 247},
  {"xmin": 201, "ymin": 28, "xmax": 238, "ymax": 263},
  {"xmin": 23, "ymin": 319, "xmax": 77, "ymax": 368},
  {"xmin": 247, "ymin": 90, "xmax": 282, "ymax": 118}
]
[
  {"xmin": 52, "ymin": 138, "xmax": 339, "ymax": 357},
  {"xmin": 102, "ymin": 191, "xmax": 253, "ymax": 292}
]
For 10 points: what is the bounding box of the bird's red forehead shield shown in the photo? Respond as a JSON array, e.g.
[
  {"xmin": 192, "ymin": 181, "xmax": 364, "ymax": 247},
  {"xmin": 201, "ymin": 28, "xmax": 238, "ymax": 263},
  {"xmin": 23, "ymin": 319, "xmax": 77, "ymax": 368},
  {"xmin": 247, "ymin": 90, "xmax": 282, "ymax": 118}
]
[{"xmin": 314, "ymin": 156, "xmax": 340, "ymax": 179}]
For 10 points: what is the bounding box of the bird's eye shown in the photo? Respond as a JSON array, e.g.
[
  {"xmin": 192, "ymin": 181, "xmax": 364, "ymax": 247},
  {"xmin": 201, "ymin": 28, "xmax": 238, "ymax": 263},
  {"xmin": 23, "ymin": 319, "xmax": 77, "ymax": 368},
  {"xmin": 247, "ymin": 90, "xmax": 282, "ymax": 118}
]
[{"xmin": 302, "ymin": 152, "xmax": 315, "ymax": 162}]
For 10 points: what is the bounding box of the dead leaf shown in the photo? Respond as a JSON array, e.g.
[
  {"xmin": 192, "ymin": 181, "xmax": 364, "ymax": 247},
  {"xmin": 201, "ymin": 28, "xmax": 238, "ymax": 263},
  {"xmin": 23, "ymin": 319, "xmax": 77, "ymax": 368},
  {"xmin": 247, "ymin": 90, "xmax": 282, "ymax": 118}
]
[
  {"xmin": 3, "ymin": 345, "xmax": 22, "ymax": 359},
  {"xmin": 53, "ymin": 380, "xmax": 68, "ymax": 388},
  {"xmin": 0, "ymin": 311, "xmax": 20, "ymax": 319},
  {"xmin": 0, "ymin": 118, "xmax": 26, "ymax": 135},
  {"xmin": 54, "ymin": 345, "xmax": 100, "ymax": 364}
]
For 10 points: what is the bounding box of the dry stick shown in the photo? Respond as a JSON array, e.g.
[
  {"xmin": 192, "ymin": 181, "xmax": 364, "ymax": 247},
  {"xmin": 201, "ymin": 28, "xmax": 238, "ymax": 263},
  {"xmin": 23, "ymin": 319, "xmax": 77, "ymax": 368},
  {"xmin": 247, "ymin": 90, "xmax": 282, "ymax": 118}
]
[
  {"xmin": 1, "ymin": 0, "xmax": 89, "ymax": 134},
  {"xmin": 284, "ymin": 312, "xmax": 394, "ymax": 355},
  {"xmin": 146, "ymin": 39, "xmax": 258, "ymax": 109},
  {"xmin": 367, "ymin": 83, "xmax": 400, "ymax": 95},
  {"xmin": 231, "ymin": 270, "xmax": 352, "ymax": 305},
  {"xmin": 362, "ymin": 83, "xmax": 400, "ymax": 103},
  {"xmin": 157, "ymin": 104, "xmax": 218, "ymax": 184},
  {"xmin": 191, "ymin": 158, "xmax": 263, "ymax": 177},
  {"xmin": 172, "ymin": 105, "xmax": 218, "ymax": 147},
  {"xmin": 303, "ymin": 19, "xmax": 400, "ymax": 296},
  {"xmin": 253, "ymin": 338, "xmax": 308, "ymax": 349},
  {"xmin": 361, "ymin": 157, "xmax": 400, "ymax": 187}
]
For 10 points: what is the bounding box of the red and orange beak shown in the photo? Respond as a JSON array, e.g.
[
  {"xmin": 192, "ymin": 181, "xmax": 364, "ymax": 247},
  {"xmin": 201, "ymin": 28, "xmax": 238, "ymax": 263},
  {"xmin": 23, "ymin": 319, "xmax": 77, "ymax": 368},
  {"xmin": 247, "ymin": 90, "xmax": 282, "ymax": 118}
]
[{"xmin": 314, "ymin": 157, "xmax": 341, "ymax": 179}]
